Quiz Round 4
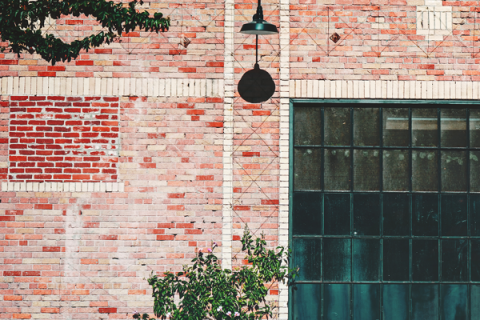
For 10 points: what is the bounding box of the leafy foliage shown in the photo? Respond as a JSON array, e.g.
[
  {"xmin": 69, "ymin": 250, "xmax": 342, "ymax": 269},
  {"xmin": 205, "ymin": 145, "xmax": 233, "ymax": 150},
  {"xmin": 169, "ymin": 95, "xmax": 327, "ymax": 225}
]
[
  {"xmin": 0, "ymin": 0, "xmax": 170, "ymax": 64},
  {"xmin": 146, "ymin": 226, "xmax": 297, "ymax": 320}
]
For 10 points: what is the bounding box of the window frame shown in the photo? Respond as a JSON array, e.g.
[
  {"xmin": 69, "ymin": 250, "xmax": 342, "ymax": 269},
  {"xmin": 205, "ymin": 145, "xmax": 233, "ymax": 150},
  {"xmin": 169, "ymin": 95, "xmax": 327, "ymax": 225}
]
[{"xmin": 288, "ymin": 98, "xmax": 480, "ymax": 320}]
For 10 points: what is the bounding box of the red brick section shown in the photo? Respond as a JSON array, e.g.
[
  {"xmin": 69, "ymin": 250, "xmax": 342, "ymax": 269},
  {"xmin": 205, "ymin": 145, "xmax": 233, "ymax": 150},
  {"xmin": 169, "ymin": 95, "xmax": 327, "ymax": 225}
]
[
  {"xmin": 0, "ymin": 98, "xmax": 7, "ymax": 180},
  {"xmin": 0, "ymin": 96, "xmax": 224, "ymax": 319},
  {"xmin": 0, "ymin": 1, "xmax": 225, "ymax": 78},
  {"xmin": 8, "ymin": 96, "xmax": 119, "ymax": 182}
]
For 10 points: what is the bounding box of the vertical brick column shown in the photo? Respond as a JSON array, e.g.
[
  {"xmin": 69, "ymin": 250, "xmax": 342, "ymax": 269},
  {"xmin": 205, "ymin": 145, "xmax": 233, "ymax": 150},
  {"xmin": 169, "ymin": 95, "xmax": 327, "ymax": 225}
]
[
  {"xmin": 222, "ymin": 0, "xmax": 235, "ymax": 269},
  {"xmin": 278, "ymin": 0, "xmax": 290, "ymax": 317}
]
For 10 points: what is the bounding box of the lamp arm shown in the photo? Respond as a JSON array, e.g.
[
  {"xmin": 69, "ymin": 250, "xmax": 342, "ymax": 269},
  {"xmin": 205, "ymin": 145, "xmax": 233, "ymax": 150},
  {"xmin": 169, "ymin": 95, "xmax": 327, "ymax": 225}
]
[{"xmin": 255, "ymin": 0, "xmax": 264, "ymax": 21}]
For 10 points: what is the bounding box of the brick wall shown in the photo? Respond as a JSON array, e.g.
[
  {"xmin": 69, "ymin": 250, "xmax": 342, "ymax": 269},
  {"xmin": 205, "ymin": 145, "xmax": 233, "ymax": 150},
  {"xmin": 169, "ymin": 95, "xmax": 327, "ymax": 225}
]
[
  {"xmin": 0, "ymin": 0, "xmax": 225, "ymax": 79},
  {"xmin": 288, "ymin": 0, "xmax": 480, "ymax": 81},
  {"xmin": 4, "ymin": 0, "xmax": 480, "ymax": 318},
  {"xmin": 8, "ymin": 96, "xmax": 119, "ymax": 182},
  {"xmin": 0, "ymin": 96, "xmax": 226, "ymax": 319}
]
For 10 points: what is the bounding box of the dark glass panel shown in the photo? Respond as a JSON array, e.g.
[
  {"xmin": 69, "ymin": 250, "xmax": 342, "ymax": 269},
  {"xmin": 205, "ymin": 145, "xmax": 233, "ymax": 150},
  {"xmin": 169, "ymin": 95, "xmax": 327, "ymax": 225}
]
[
  {"xmin": 383, "ymin": 285, "xmax": 409, "ymax": 320},
  {"xmin": 294, "ymin": 106, "xmax": 322, "ymax": 146},
  {"xmin": 324, "ymin": 284, "xmax": 350, "ymax": 320},
  {"xmin": 412, "ymin": 108, "xmax": 438, "ymax": 147},
  {"xmin": 471, "ymin": 240, "xmax": 480, "ymax": 281},
  {"xmin": 413, "ymin": 240, "xmax": 438, "ymax": 281},
  {"xmin": 441, "ymin": 240, "xmax": 467, "ymax": 282},
  {"xmin": 353, "ymin": 284, "xmax": 380, "ymax": 320},
  {"xmin": 324, "ymin": 107, "xmax": 351, "ymax": 146},
  {"xmin": 324, "ymin": 149, "xmax": 351, "ymax": 191},
  {"xmin": 471, "ymin": 151, "xmax": 480, "ymax": 192},
  {"xmin": 383, "ymin": 149, "xmax": 409, "ymax": 191},
  {"xmin": 292, "ymin": 192, "xmax": 322, "ymax": 235},
  {"xmin": 441, "ymin": 151, "xmax": 467, "ymax": 192},
  {"xmin": 294, "ymin": 148, "xmax": 321, "ymax": 191},
  {"xmin": 471, "ymin": 194, "xmax": 480, "ymax": 236},
  {"xmin": 384, "ymin": 239, "xmax": 409, "ymax": 281},
  {"xmin": 293, "ymin": 284, "xmax": 322, "ymax": 320},
  {"xmin": 353, "ymin": 149, "xmax": 380, "ymax": 191},
  {"xmin": 470, "ymin": 109, "xmax": 480, "ymax": 148},
  {"xmin": 324, "ymin": 193, "xmax": 350, "ymax": 235},
  {"xmin": 353, "ymin": 194, "xmax": 380, "ymax": 236},
  {"xmin": 441, "ymin": 285, "xmax": 467, "ymax": 320},
  {"xmin": 323, "ymin": 238, "xmax": 351, "ymax": 281},
  {"xmin": 354, "ymin": 108, "xmax": 380, "ymax": 146},
  {"xmin": 471, "ymin": 285, "xmax": 480, "ymax": 318},
  {"xmin": 412, "ymin": 285, "xmax": 438, "ymax": 320},
  {"xmin": 441, "ymin": 194, "xmax": 467, "ymax": 236},
  {"xmin": 412, "ymin": 194, "xmax": 438, "ymax": 236},
  {"xmin": 293, "ymin": 238, "xmax": 321, "ymax": 281},
  {"xmin": 383, "ymin": 193, "xmax": 410, "ymax": 236},
  {"xmin": 441, "ymin": 108, "xmax": 467, "ymax": 148},
  {"xmin": 353, "ymin": 239, "xmax": 380, "ymax": 281},
  {"xmin": 412, "ymin": 150, "xmax": 438, "ymax": 191},
  {"xmin": 383, "ymin": 108, "xmax": 409, "ymax": 147}
]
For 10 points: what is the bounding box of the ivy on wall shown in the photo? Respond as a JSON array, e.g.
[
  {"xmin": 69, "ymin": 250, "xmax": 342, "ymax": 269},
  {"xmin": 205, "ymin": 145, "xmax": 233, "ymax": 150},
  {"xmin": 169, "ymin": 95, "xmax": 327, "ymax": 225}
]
[{"xmin": 0, "ymin": 0, "xmax": 170, "ymax": 65}]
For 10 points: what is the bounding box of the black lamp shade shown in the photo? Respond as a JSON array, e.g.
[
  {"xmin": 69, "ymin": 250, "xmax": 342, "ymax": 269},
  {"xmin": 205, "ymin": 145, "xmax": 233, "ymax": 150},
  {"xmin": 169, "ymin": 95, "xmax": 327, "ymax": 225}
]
[{"xmin": 240, "ymin": 20, "xmax": 278, "ymax": 35}]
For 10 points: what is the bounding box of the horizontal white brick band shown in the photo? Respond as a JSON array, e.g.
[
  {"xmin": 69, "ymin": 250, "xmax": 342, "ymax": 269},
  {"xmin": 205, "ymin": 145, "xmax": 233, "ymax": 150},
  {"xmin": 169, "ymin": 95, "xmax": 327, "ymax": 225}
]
[
  {"xmin": 1, "ymin": 181, "xmax": 124, "ymax": 193},
  {"xmin": 290, "ymin": 80, "xmax": 478, "ymax": 100},
  {"xmin": 0, "ymin": 77, "xmax": 224, "ymax": 98}
]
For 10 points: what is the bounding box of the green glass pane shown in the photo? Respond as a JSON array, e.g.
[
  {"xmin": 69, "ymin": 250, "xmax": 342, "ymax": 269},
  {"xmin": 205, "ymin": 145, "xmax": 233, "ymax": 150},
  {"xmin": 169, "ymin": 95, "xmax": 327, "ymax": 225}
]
[
  {"xmin": 293, "ymin": 284, "xmax": 322, "ymax": 320},
  {"xmin": 353, "ymin": 284, "xmax": 380, "ymax": 320},
  {"xmin": 441, "ymin": 240, "xmax": 467, "ymax": 281},
  {"xmin": 353, "ymin": 149, "xmax": 380, "ymax": 191},
  {"xmin": 294, "ymin": 148, "xmax": 321, "ymax": 191},
  {"xmin": 383, "ymin": 149, "xmax": 409, "ymax": 191},
  {"xmin": 293, "ymin": 238, "xmax": 321, "ymax": 281},
  {"xmin": 471, "ymin": 240, "xmax": 480, "ymax": 281},
  {"xmin": 441, "ymin": 151, "xmax": 467, "ymax": 192},
  {"xmin": 324, "ymin": 193, "xmax": 350, "ymax": 235},
  {"xmin": 470, "ymin": 109, "xmax": 480, "ymax": 148},
  {"xmin": 412, "ymin": 150, "xmax": 438, "ymax": 191},
  {"xmin": 383, "ymin": 285, "xmax": 409, "ymax": 320},
  {"xmin": 413, "ymin": 194, "xmax": 438, "ymax": 236},
  {"xmin": 441, "ymin": 108, "xmax": 466, "ymax": 148},
  {"xmin": 354, "ymin": 108, "xmax": 380, "ymax": 146},
  {"xmin": 325, "ymin": 107, "xmax": 351, "ymax": 146},
  {"xmin": 470, "ymin": 151, "xmax": 480, "ymax": 192},
  {"xmin": 383, "ymin": 108, "xmax": 409, "ymax": 147},
  {"xmin": 383, "ymin": 239, "xmax": 409, "ymax": 281},
  {"xmin": 413, "ymin": 108, "xmax": 438, "ymax": 147},
  {"xmin": 471, "ymin": 285, "xmax": 480, "ymax": 318},
  {"xmin": 324, "ymin": 149, "xmax": 351, "ymax": 191},
  {"xmin": 413, "ymin": 240, "xmax": 438, "ymax": 281},
  {"xmin": 323, "ymin": 238, "xmax": 351, "ymax": 281},
  {"xmin": 324, "ymin": 284, "xmax": 350, "ymax": 320},
  {"xmin": 470, "ymin": 195, "xmax": 480, "ymax": 236},
  {"xmin": 412, "ymin": 285, "xmax": 438, "ymax": 320},
  {"xmin": 292, "ymin": 192, "xmax": 322, "ymax": 235},
  {"xmin": 354, "ymin": 194, "xmax": 380, "ymax": 236},
  {"xmin": 441, "ymin": 285, "xmax": 467, "ymax": 320},
  {"xmin": 383, "ymin": 193, "xmax": 410, "ymax": 236},
  {"xmin": 441, "ymin": 194, "xmax": 467, "ymax": 236},
  {"xmin": 353, "ymin": 239, "xmax": 380, "ymax": 281},
  {"xmin": 294, "ymin": 106, "xmax": 322, "ymax": 146}
]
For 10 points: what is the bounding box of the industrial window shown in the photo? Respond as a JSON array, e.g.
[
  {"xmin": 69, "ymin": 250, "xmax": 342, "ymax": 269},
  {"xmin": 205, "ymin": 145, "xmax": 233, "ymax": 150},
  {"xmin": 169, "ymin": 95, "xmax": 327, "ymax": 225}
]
[{"xmin": 290, "ymin": 101, "xmax": 480, "ymax": 320}]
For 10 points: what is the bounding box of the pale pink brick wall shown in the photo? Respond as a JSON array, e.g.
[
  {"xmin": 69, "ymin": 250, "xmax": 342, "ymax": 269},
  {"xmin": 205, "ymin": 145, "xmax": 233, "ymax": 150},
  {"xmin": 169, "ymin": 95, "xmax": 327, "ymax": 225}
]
[
  {"xmin": 0, "ymin": 96, "xmax": 225, "ymax": 319},
  {"xmin": 0, "ymin": 0, "xmax": 224, "ymax": 79},
  {"xmin": 289, "ymin": 0, "xmax": 480, "ymax": 81}
]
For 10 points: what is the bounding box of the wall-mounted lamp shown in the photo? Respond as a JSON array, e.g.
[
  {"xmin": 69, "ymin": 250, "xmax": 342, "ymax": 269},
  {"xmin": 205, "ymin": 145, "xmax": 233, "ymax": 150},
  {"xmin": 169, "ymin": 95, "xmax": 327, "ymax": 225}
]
[
  {"xmin": 237, "ymin": 0, "xmax": 278, "ymax": 103},
  {"xmin": 240, "ymin": 0, "xmax": 278, "ymax": 36}
]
